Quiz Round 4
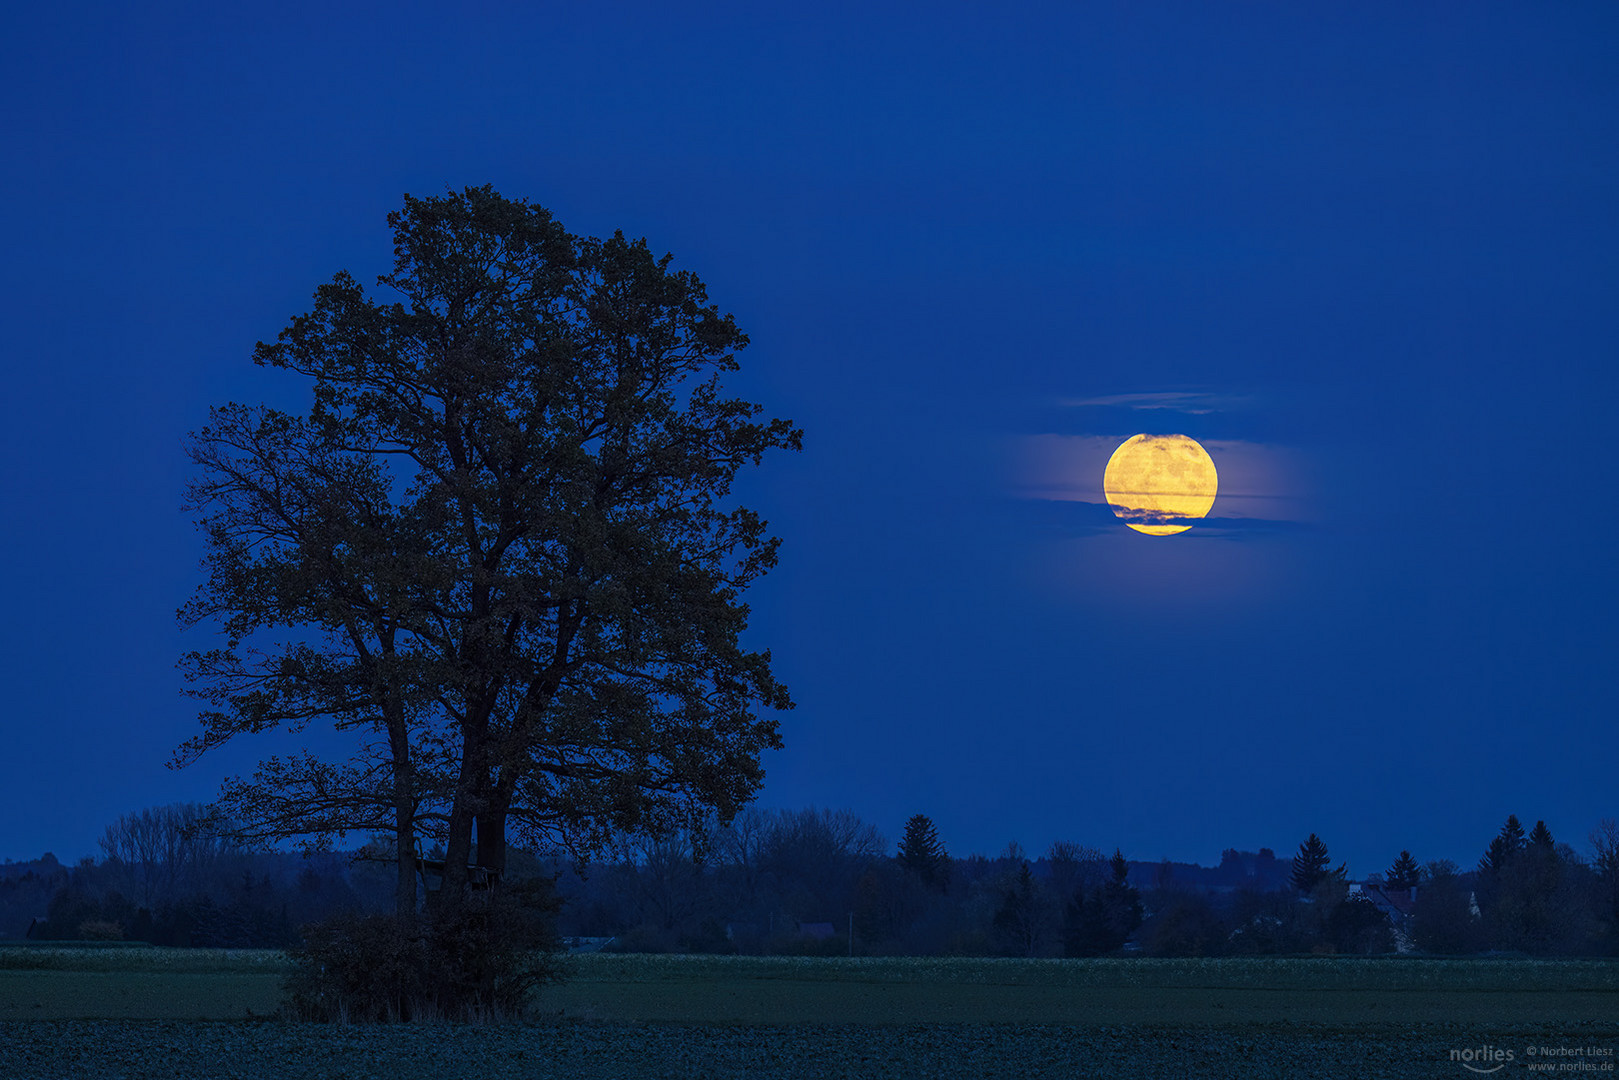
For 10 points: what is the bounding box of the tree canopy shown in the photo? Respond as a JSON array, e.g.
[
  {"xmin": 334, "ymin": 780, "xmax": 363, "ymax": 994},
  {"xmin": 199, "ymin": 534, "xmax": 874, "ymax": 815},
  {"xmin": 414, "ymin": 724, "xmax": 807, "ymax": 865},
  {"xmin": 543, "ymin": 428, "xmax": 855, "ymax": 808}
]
[{"xmin": 176, "ymin": 185, "xmax": 801, "ymax": 914}]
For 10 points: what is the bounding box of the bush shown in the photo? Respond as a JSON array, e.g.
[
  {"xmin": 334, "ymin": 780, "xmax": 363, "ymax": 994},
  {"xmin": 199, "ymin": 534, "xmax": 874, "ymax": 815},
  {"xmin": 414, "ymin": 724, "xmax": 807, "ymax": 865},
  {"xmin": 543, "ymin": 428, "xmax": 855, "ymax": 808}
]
[
  {"xmin": 1410, "ymin": 877, "xmax": 1487, "ymax": 955},
  {"xmin": 78, "ymin": 919, "xmax": 124, "ymax": 941},
  {"xmin": 1327, "ymin": 896, "xmax": 1394, "ymax": 955},
  {"xmin": 606, "ymin": 922, "xmax": 678, "ymax": 954},
  {"xmin": 679, "ymin": 917, "xmax": 737, "ymax": 954},
  {"xmin": 284, "ymin": 878, "xmax": 565, "ymax": 1023},
  {"xmin": 1141, "ymin": 894, "xmax": 1226, "ymax": 957}
]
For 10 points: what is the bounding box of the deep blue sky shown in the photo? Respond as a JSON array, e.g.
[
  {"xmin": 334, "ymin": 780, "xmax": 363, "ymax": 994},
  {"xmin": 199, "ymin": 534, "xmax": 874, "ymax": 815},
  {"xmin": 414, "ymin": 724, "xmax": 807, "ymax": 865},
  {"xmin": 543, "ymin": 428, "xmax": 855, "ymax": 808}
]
[{"xmin": 3, "ymin": 3, "xmax": 1616, "ymax": 876}]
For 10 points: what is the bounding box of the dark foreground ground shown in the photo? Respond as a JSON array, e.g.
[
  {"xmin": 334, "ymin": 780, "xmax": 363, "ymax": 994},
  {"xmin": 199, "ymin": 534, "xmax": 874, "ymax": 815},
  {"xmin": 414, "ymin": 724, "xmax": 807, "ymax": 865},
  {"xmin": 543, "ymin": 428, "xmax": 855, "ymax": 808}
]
[
  {"xmin": 0, "ymin": 952, "xmax": 1614, "ymax": 1078},
  {"xmin": 5, "ymin": 1019, "xmax": 1617, "ymax": 1079}
]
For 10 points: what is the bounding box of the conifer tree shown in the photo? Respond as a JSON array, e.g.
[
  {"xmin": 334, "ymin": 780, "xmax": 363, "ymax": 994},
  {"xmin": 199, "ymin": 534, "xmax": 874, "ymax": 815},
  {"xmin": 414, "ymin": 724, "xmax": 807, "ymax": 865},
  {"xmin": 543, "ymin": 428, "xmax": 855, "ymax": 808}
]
[
  {"xmin": 897, "ymin": 814, "xmax": 949, "ymax": 890},
  {"xmin": 1501, "ymin": 815, "xmax": 1527, "ymax": 849},
  {"xmin": 1100, "ymin": 848, "xmax": 1143, "ymax": 944},
  {"xmin": 1108, "ymin": 848, "xmax": 1130, "ymax": 889},
  {"xmin": 1528, "ymin": 820, "xmax": 1555, "ymax": 851},
  {"xmin": 1290, "ymin": 834, "xmax": 1345, "ymax": 893},
  {"xmin": 1479, "ymin": 815, "xmax": 1528, "ymax": 878},
  {"xmin": 993, "ymin": 861, "xmax": 1042, "ymax": 957},
  {"xmin": 1062, "ymin": 848, "xmax": 1142, "ymax": 956},
  {"xmin": 1385, "ymin": 850, "xmax": 1421, "ymax": 890}
]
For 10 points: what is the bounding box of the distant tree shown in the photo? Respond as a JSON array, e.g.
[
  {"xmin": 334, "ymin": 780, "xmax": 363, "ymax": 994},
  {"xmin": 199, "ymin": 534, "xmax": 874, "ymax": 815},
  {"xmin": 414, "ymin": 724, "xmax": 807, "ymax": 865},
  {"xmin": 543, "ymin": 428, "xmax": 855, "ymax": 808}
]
[
  {"xmin": 1096, "ymin": 850, "xmax": 1144, "ymax": 950},
  {"xmin": 1140, "ymin": 892, "xmax": 1225, "ymax": 957},
  {"xmin": 1290, "ymin": 834, "xmax": 1345, "ymax": 894},
  {"xmin": 1476, "ymin": 814, "xmax": 1530, "ymax": 931},
  {"xmin": 1590, "ymin": 819, "xmax": 1619, "ymax": 954},
  {"xmin": 1409, "ymin": 859, "xmax": 1485, "ymax": 955},
  {"xmin": 1247, "ymin": 846, "xmax": 1284, "ymax": 889},
  {"xmin": 1062, "ymin": 849, "xmax": 1142, "ymax": 957},
  {"xmin": 626, "ymin": 828, "xmax": 709, "ymax": 934},
  {"xmin": 714, "ymin": 807, "xmax": 774, "ymax": 912},
  {"xmin": 1225, "ymin": 888, "xmax": 1313, "ymax": 955},
  {"xmin": 853, "ymin": 860, "xmax": 919, "ymax": 947},
  {"xmin": 1501, "ymin": 815, "xmax": 1528, "ymax": 848},
  {"xmin": 1385, "ymin": 850, "xmax": 1421, "ymax": 891},
  {"xmin": 1061, "ymin": 889, "xmax": 1104, "ymax": 957},
  {"xmin": 897, "ymin": 815, "xmax": 950, "ymax": 891},
  {"xmin": 992, "ymin": 861, "xmax": 1043, "ymax": 957},
  {"xmin": 1044, "ymin": 841, "xmax": 1103, "ymax": 904},
  {"xmin": 1153, "ymin": 859, "xmax": 1176, "ymax": 893},
  {"xmin": 99, "ymin": 804, "xmax": 237, "ymax": 907},
  {"xmin": 1480, "ymin": 819, "xmax": 1594, "ymax": 954},
  {"xmin": 1478, "ymin": 839, "xmax": 1512, "ymax": 881},
  {"xmin": 1217, "ymin": 848, "xmax": 1248, "ymax": 884},
  {"xmin": 1327, "ymin": 895, "xmax": 1393, "ymax": 954},
  {"xmin": 758, "ymin": 808, "xmax": 885, "ymax": 924},
  {"xmin": 1479, "ymin": 815, "xmax": 1528, "ymax": 879},
  {"xmin": 1591, "ymin": 820, "xmax": 1619, "ymax": 882}
]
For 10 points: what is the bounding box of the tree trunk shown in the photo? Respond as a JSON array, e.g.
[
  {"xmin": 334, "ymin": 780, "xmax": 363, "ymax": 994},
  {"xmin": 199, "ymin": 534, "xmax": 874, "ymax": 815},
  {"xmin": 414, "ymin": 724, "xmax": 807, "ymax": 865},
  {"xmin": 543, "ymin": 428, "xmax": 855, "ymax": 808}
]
[
  {"xmin": 394, "ymin": 800, "xmax": 416, "ymax": 917},
  {"xmin": 475, "ymin": 807, "xmax": 506, "ymax": 882},
  {"xmin": 382, "ymin": 668, "xmax": 417, "ymax": 918},
  {"xmin": 437, "ymin": 802, "xmax": 476, "ymax": 917},
  {"xmin": 435, "ymin": 717, "xmax": 489, "ymax": 916}
]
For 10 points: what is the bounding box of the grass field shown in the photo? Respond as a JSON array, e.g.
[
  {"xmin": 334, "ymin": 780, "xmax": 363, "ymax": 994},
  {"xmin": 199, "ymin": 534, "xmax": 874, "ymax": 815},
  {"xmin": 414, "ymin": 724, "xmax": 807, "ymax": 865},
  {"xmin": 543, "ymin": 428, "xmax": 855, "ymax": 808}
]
[{"xmin": 1, "ymin": 948, "xmax": 1615, "ymax": 1078}]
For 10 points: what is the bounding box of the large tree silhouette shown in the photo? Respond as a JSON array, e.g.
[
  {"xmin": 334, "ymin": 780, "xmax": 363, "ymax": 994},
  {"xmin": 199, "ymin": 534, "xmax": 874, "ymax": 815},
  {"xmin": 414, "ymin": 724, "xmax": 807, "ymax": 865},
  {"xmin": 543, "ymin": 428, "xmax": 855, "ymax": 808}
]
[{"xmin": 176, "ymin": 186, "xmax": 800, "ymax": 916}]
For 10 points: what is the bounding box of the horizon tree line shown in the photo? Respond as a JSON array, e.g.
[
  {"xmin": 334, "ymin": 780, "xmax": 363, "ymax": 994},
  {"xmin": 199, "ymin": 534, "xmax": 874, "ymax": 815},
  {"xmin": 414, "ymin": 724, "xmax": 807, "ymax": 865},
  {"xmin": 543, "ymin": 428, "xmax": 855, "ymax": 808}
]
[{"xmin": 7, "ymin": 803, "xmax": 1617, "ymax": 959}]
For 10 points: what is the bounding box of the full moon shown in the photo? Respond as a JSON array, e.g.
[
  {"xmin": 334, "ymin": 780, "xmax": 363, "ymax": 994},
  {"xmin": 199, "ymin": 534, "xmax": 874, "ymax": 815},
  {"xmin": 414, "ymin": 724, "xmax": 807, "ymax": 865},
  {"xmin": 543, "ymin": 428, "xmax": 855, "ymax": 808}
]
[{"xmin": 1102, "ymin": 434, "xmax": 1218, "ymax": 536}]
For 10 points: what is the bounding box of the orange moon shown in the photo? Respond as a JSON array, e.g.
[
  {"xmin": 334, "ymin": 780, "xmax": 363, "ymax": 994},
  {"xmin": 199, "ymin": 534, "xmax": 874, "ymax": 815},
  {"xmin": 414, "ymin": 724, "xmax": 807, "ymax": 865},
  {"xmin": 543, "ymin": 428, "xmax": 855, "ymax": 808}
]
[{"xmin": 1102, "ymin": 434, "xmax": 1218, "ymax": 535}]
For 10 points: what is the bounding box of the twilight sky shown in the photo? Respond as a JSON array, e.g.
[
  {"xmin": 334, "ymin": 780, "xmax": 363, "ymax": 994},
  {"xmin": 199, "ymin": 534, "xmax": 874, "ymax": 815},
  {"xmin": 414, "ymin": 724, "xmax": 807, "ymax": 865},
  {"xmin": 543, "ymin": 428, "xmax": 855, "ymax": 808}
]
[{"xmin": 3, "ymin": 3, "xmax": 1616, "ymax": 876}]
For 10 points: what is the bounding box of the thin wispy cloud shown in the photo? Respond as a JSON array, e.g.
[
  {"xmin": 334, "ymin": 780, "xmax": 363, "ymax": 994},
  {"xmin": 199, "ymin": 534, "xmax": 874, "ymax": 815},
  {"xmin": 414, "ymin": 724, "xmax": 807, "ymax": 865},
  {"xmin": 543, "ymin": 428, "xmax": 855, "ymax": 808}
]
[{"xmin": 1057, "ymin": 391, "xmax": 1250, "ymax": 414}]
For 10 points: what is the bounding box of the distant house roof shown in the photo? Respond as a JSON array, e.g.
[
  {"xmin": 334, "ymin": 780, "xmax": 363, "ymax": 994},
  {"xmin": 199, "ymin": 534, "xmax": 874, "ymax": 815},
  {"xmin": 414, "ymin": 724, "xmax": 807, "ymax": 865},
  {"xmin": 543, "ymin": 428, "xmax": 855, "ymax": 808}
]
[{"xmin": 1354, "ymin": 880, "xmax": 1418, "ymax": 920}]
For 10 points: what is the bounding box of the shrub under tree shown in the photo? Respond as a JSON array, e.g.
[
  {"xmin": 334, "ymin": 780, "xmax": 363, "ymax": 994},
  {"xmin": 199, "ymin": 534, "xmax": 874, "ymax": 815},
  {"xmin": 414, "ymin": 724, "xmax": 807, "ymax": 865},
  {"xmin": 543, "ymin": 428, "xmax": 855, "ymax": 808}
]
[{"xmin": 285, "ymin": 877, "xmax": 564, "ymax": 1022}]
